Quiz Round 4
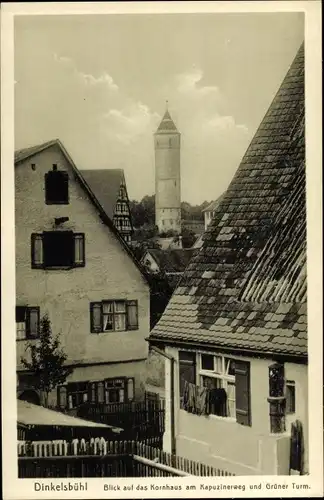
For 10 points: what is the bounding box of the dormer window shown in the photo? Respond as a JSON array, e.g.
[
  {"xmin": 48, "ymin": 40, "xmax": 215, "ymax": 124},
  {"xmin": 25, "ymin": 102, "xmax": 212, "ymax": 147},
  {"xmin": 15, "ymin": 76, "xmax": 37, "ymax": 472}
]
[{"xmin": 45, "ymin": 166, "xmax": 69, "ymax": 204}]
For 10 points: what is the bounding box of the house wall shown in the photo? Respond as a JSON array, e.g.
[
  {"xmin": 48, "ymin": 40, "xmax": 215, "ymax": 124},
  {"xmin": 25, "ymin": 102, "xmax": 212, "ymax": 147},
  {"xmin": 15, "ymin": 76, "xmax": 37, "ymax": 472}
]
[
  {"xmin": 15, "ymin": 144, "xmax": 149, "ymax": 402},
  {"xmin": 163, "ymin": 346, "xmax": 308, "ymax": 476}
]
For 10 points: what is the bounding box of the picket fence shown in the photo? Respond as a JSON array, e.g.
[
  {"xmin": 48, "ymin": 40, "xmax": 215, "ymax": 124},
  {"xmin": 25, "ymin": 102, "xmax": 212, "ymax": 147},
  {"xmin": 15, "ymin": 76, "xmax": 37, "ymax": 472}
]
[{"xmin": 18, "ymin": 438, "xmax": 235, "ymax": 477}]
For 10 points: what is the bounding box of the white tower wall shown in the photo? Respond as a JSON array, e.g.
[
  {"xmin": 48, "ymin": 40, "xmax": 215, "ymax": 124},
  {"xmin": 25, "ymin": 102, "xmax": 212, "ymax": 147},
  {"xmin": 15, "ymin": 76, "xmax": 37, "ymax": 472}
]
[{"xmin": 154, "ymin": 111, "xmax": 181, "ymax": 234}]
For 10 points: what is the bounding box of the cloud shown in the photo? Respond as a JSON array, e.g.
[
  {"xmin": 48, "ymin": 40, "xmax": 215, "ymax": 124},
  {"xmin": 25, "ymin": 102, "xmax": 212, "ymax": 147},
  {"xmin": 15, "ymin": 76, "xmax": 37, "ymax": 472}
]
[
  {"xmin": 78, "ymin": 71, "xmax": 119, "ymax": 91},
  {"xmin": 53, "ymin": 53, "xmax": 72, "ymax": 64},
  {"xmin": 205, "ymin": 114, "xmax": 249, "ymax": 134},
  {"xmin": 176, "ymin": 67, "xmax": 220, "ymax": 100},
  {"xmin": 53, "ymin": 52, "xmax": 118, "ymax": 91},
  {"xmin": 103, "ymin": 102, "xmax": 159, "ymax": 144}
]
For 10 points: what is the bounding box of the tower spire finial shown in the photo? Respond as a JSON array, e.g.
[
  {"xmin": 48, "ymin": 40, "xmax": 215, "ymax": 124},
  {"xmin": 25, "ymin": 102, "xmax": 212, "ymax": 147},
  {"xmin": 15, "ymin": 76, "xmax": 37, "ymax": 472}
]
[{"xmin": 166, "ymin": 99, "xmax": 168, "ymax": 111}]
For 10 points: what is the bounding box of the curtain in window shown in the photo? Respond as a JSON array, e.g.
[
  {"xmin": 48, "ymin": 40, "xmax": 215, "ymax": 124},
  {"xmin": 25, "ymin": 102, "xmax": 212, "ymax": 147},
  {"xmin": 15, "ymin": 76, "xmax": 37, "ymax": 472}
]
[
  {"xmin": 114, "ymin": 302, "xmax": 126, "ymax": 331},
  {"xmin": 103, "ymin": 302, "xmax": 113, "ymax": 331}
]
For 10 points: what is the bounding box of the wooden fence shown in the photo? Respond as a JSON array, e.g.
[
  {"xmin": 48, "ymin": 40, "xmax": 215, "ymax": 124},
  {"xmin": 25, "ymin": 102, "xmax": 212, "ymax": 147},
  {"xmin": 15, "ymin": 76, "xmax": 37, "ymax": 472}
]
[
  {"xmin": 18, "ymin": 438, "xmax": 235, "ymax": 477},
  {"xmin": 76, "ymin": 400, "xmax": 165, "ymax": 445}
]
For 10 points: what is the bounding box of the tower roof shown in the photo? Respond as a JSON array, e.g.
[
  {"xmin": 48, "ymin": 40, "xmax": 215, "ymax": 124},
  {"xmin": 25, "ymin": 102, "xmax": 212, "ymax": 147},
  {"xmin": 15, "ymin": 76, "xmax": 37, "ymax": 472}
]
[{"xmin": 155, "ymin": 109, "xmax": 179, "ymax": 134}]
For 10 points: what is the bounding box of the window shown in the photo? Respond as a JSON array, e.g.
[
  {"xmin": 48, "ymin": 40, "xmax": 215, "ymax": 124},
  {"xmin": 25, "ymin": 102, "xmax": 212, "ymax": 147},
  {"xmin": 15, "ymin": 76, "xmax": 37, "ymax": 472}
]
[
  {"xmin": 31, "ymin": 232, "xmax": 85, "ymax": 269},
  {"xmin": 45, "ymin": 169, "xmax": 69, "ymax": 204},
  {"xmin": 58, "ymin": 377, "xmax": 135, "ymax": 409},
  {"xmin": 90, "ymin": 300, "xmax": 138, "ymax": 333},
  {"xmin": 118, "ymin": 186, "xmax": 126, "ymax": 200},
  {"xmin": 180, "ymin": 352, "xmax": 251, "ymax": 425},
  {"xmin": 65, "ymin": 382, "xmax": 89, "ymax": 409},
  {"xmin": 179, "ymin": 351, "xmax": 196, "ymax": 400},
  {"xmin": 16, "ymin": 306, "xmax": 40, "ymax": 340},
  {"xmin": 286, "ymin": 380, "xmax": 296, "ymax": 414},
  {"xmin": 268, "ymin": 363, "xmax": 286, "ymax": 433},
  {"xmin": 199, "ymin": 354, "xmax": 236, "ymax": 418}
]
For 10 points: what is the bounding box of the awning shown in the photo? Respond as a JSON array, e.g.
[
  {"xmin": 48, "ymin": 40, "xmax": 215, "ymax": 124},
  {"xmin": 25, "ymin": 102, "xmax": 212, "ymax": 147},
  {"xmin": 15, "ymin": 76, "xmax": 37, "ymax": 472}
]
[{"xmin": 17, "ymin": 400, "xmax": 123, "ymax": 433}]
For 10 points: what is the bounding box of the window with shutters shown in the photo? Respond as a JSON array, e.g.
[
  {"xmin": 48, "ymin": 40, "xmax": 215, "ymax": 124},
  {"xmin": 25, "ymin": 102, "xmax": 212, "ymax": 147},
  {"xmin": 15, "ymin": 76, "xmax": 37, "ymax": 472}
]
[
  {"xmin": 45, "ymin": 169, "xmax": 69, "ymax": 204},
  {"xmin": 16, "ymin": 306, "xmax": 40, "ymax": 340},
  {"xmin": 198, "ymin": 354, "xmax": 236, "ymax": 418},
  {"xmin": 90, "ymin": 300, "xmax": 138, "ymax": 333},
  {"xmin": 58, "ymin": 377, "xmax": 134, "ymax": 409},
  {"xmin": 31, "ymin": 232, "xmax": 85, "ymax": 269}
]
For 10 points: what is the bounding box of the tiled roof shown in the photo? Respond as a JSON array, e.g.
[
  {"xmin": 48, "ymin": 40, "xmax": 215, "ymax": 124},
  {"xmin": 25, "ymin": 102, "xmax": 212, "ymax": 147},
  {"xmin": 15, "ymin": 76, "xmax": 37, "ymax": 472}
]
[
  {"xmin": 202, "ymin": 193, "xmax": 225, "ymax": 212},
  {"xmin": 155, "ymin": 110, "xmax": 179, "ymax": 134},
  {"xmin": 148, "ymin": 248, "xmax": 197, "ymax": 273},
  {"xmin": 15, "ymin": 139, "xmax": 59, "ymax": 163},
  {"xmin": 81, "ymin": 169, "xmax": 125, "ymax": 219},
  {"xmin": 150, "ymin": 43, "xmax": 306, "ymax": 359},
  {"xmin": 14, "ymin": 139, "xmax": 148, "ymax": 284}
]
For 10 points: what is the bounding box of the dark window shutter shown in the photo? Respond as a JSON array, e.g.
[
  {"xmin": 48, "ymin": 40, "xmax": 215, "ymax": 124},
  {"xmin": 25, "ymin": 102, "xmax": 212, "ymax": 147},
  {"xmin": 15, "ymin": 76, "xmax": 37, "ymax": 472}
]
[
  {"xmin": 179, "ymin": 351, "xmax": 196, "ymax": 398},
  {"xmin": 26, "ymin": 307, "xmax": 40, "ymax": 339},
  {"xmin": 127, "ymin": 378, "xmax": 135, "ymax": 401},
  {"xmin": 58, "ymin": 386, "xmax": 67, "ymax": 409},
  {"xmin": 90, "ymin": 302, "xmax": 102, "ymax": 333},
  {"xmin": 235, "ymin": 360, "xmax": 251, "ymax": 426},
  {"xmin": 16, "ymin": 306, "xmax": 27, "ymax": 322},
  {"xmin": 31, "ymin": 234, "xmax": 43, "ymax": 268},
  {"xmin": 126, "ymin": 300, "xmax": 138, "ymax": 330},
  {"xmin": 74, "ymin": 233, "xmax": 85, "ymax": 267}
]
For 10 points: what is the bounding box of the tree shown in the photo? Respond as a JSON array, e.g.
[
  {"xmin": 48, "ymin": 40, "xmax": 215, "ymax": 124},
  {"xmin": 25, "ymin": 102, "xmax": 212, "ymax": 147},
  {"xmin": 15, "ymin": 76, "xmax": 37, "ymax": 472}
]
[{"xmin": 21, "ymin": 314, "xmax": 73, "ymax": 408}]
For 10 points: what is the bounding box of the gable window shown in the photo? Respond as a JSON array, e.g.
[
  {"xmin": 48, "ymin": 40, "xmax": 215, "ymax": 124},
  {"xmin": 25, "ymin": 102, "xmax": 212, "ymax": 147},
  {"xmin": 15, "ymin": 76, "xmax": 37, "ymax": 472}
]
[
  {"xmin": 90, "ymin": 300, "xmax": 138, "ymax": 333},
  {"xmin": 45, "ymin": 169, "xmax": 69, "ymax": 204},
  {"xmin": 31, "ymin": 232, "xmax": 85, "ymax": 269},
  {"xmin": 16, "ymin": 306, "xmax": 40, "ymax": 340}
]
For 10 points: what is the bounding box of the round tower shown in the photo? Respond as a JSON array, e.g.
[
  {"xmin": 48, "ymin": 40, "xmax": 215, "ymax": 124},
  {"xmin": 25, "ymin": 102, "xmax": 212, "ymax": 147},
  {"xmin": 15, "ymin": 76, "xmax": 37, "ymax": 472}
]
[{"xmin": 154, "ymin": 105, "xmax": 181, "ymax": 235}]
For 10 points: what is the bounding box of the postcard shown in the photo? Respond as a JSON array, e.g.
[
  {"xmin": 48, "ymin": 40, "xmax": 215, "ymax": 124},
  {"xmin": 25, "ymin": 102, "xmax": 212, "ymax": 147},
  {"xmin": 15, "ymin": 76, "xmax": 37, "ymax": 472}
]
[{"xmin": 1, "ymin": 1, "xmax": 323, "ymax": 499}]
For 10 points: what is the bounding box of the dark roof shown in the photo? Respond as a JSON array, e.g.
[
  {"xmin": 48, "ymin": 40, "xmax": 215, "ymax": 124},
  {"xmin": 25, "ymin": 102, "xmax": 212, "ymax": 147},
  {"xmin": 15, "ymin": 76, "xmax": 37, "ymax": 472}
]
[
  {"xmin": 147, "ymin": 248, "xmax": 197, "ymax": 274},
  {"xmin": 202, "ymin": 193, "xmax": 225, "ymax": 212},
  {"xmin": 14, "ymin": 139, "xmax": 148, "ymax": 284},
  {"xmin": 15, "ymin": 139, "xmax": 59, "ymax": 163},
  {"xmin": 81, "ymin": 169, "xmax": 125, "ymax": 219},
  {"xmin": 155, "ymin": 110, "xmax": 179, "ymax": 134},
  {"xmin": 150, "ymin": 43, "xmax": 306, "ymax": 359}
]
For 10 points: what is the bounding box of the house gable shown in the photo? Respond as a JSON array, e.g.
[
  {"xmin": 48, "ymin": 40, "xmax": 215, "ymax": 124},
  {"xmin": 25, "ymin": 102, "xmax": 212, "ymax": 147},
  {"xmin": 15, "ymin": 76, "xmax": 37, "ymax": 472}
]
[{"xmin": 15, "ymin": 140, "xmax": 150, "ymax": 367}]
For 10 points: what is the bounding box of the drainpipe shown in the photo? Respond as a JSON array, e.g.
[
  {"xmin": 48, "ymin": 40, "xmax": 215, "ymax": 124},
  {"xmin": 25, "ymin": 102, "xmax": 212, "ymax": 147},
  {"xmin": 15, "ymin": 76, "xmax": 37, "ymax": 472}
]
[{"xmin": 151, "ymin": 345, "xmax": 176, "ymax": 459}]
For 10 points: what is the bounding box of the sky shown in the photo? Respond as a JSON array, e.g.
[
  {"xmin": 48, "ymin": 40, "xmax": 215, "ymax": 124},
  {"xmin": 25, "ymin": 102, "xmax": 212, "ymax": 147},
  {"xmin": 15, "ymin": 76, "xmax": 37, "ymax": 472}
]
[{"xmin": 14, "ymin": 13, "xmax": 304, "ymax": 204}]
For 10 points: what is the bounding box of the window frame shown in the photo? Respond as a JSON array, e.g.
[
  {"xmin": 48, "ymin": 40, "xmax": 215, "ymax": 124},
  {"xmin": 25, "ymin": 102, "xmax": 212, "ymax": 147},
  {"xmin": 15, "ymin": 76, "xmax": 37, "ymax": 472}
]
[
  {"xmin": 31, "ymin": 232, "xmax": 85, "ymax": 270},
  {"xmin": 198, "ymin": 353, "xmax": 236, "ymax": 419},
  {"xmin": 16, "ymin": 306, "xmax": 40, "ymax": 341},
  {"xmin": 286, "ymin": 380, "xmax": 296, "ymax": 414},
  {"xmin": 90, "ymin": 299, "xmax": 139, "ymax": 333},
  {"xmin": 58, "ymin": 377, "xmax": 135, "ymax": 409}
]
